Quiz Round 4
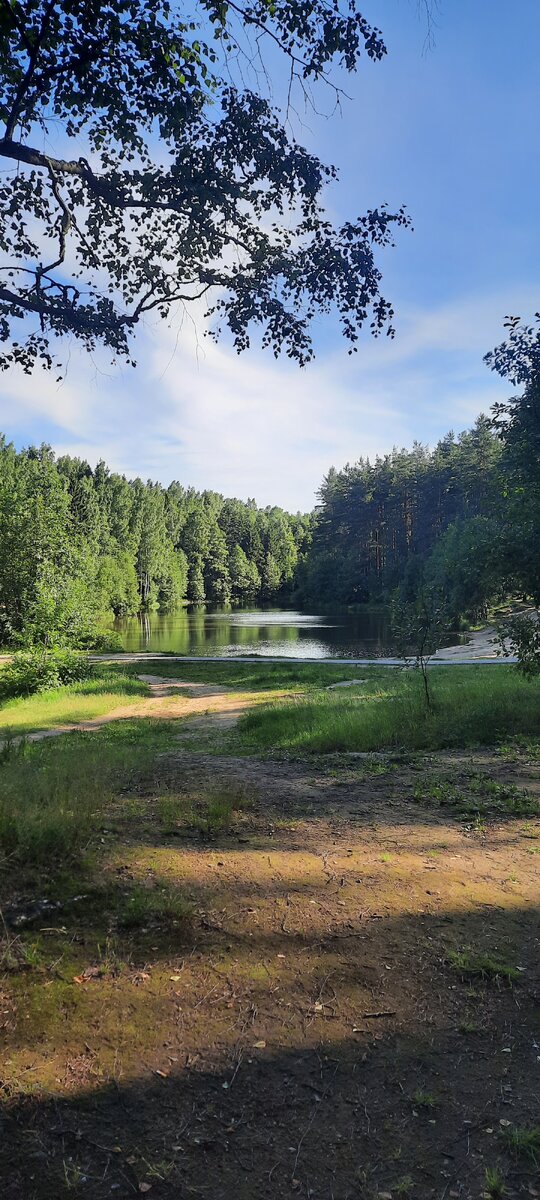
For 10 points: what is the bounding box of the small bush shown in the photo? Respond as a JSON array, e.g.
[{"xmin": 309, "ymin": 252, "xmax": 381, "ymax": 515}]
[
  {"xmin": 78, "ymin": 631, "xmax": 125, "ymax": 653},
  {"xmin": 0, "ymin": 648, "xmax": 91, "ymax": 699}
]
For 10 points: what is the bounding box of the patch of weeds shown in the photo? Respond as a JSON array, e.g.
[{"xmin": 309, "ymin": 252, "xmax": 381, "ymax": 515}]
[
  {"xmin": 380, "ymin": 852, "xmax": 392, "ymax": 863},
  {"xmin": 484, "ymin": 1166, "xmax": 506, "ymax": 1198},
  {"xmin": 0, "ymin": 730, "xmax": 28, "ymax": 765},
  {"xmin": 412, "ymin": 1090, "xmax": 438, "ymax": 1109},
  {"xmin": 458, "ymin": 1020, "xmax": 479, "ymax": 1035},
  {"xmin": 194, "ymin": 782, "xmax": 252, "ymax": 840},
  {"xmin": 0, "ymin": 927, "xmax": 41, "ymax": 972},
  {"xmin": 62, "ymin": 1160, "xmax": 86, "ymax": 1190},
  {"xmin": 395, "ymin": 1175, "xmax": 414, "ymax": 1196},
  {"xmin": 497, "ymin": 736, "xmax": 540, "ymax": 762},
  {"xmin": 142, "ymin": 1157, "xmax": 176, "ymax": 1181},
  {"xmin": 95, "ymin": 935, "xmax": 125, "ymax": 976},
  {"xmin": 412, "ymin": 771, "xmax": 539, "ymax": 821},
  {"xmin": 448, "ymin": 947, "xmax": 520, "ymax": 983},
  {"xmin": 363, "ymin": 757, "xmax": 395, "ymax": 777},
  {"xmin": 157, "ymin": 794, "xmax": 190, "ymax": 835},
  {"xmin": 120, "ymin": 885, "xmax": 192, "ymax": 930},
  {"xmin": 501, "ymin": 1125, "xmax": 540, "ymax": 1162},
  {"xmin": 413, "ymin": 779, "xmax": 464, "ymax": 810}
]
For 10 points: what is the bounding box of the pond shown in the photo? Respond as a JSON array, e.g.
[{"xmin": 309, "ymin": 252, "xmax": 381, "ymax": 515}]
[{"xmin": 114, "ymin": 605, "xmax": 407, "ymax": 658}]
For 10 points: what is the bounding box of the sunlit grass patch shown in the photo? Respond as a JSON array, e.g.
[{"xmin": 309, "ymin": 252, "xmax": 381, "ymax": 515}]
[
  {"xmin": 0, "ymin": 667, "xmax": 150, "ymax": 734},
  {"xmin": 237, "ymin": 667, "xmax": 540, "ymax": 754},
  {"xmin": 116, "ymin": 658, "xmax": 389, "ymax": 694},
  {"xmin": 156, "ymin": 780, "xmax": 254, "ymax": 839},
  {"xmin": 447, "ymin": 947, "xmax": 520, "ymax": 983}
]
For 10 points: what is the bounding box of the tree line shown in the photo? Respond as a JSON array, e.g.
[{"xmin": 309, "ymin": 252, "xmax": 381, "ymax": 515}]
[
  {"xmin": 301, "ymin": 317, "xmax": 540, "ymax": 644},
  {"xmin": 1, "ymin": 311, "xmax": 539, "ymax": 652},
  {"xmin": 299, "ymin": 416, "xmax": 506, "ymax": 624},
  {"xmin": 0, "ymin": 438, "xmax": 311, "ymax": 647}
]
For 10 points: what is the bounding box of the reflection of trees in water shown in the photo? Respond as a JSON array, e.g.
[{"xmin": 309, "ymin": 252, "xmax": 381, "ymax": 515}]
[
  {"xmin": 115, "ymin": 606, "xmax": 397, "ymax": 656},
  {"xmin": 139, "ymin": 613, "xmax": 151, "ymax": 647}
]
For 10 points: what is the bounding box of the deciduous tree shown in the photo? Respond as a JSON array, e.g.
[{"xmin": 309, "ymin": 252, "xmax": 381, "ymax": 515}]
[{"xmin": 0, "ymin": 0, "xmax": 409, "ymax": 375}]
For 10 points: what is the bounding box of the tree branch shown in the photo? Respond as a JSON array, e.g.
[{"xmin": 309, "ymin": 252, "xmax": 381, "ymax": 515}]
[{"xmin": 4, "ymin": 0, "xmax": 57, "ymax": 139}]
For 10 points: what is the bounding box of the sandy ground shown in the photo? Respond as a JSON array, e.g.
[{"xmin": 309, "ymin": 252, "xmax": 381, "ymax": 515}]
[{"xmin": 1, "ymin": 742, "xmax": 539, "ymax": 1199}]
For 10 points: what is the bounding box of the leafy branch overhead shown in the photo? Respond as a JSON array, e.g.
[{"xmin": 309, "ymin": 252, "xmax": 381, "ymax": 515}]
[{"xmin": 0, "ymin": 0, "xmax": 409, "ymax": 373}]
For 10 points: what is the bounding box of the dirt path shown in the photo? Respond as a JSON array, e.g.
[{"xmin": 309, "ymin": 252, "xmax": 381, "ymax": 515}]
[
  {"xmin": 20, "ymin": 674, "xmax": 280, "ymax": 743},
  {"xmin": 2, "ymin": 745, "xmax": 539, "ymax": 1199}
]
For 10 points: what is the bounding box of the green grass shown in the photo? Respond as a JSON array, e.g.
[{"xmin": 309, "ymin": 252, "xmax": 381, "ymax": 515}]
[
  {"xmin": 447, "ymin": 947, "xmax": 520, "ymax": 983},
  {"xmin": 156, "ymin": 782, "xmax": 252, "ymax": 838},
  {"xmin": 236, "ymin": 666, "xmax": 540, "ymax": 754},
  {"xmin": 194, "ymin": 781, "xmax": 252, "ymax": 839},
  {"xmin": 501, "ymin": 1126, "xmax": 540, "ymax": 1162},
  {"xmin": 412, "ymin": 771, "xmax": 539, "ymax": 820},
  {"xmin": 411, "ymin": 1090, "xmax": 438, "ymax": 1109},
  {"xmin": 0, "ymin": 666, "xmax": 150, "ymax": 735},
  {"xmin": 0, "ymin": 720, "xmax": 179, "ymax": 866},
  {"xmin": 118, "ymin": 658, "xmax": 390, "ymax": 693},
  {"xmin": 484, "ymin": 1166, "xmax": 506, "ymax": 1198},
  {"xmin": 119, "ymin": 884, "xmax": 193, "ymax": 929}
]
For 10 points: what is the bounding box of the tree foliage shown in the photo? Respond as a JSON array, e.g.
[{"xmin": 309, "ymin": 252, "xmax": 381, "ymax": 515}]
[
  {"xmin": 0, "ymin": 434, "xmax": 311, "ymax": 646},
  {"xmin": 301, "ymin": 418, "xmax": 502, "ymax": 609},
  {"xmin": 0, "ymin": 0, "xmax": 409, "ymax": 373}
]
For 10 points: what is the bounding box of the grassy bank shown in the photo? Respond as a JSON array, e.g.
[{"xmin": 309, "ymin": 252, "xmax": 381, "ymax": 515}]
[{"xmin": 237, "ymin": 666, "xmax": 540, "ymax": 753}]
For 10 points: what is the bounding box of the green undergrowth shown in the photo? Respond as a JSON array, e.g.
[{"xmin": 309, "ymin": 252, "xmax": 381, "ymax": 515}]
[
  {"xmin": 236, "ymin": 666, "xmax": 540, "ymax": 754},
  {"xmin": 0, "ymin": 720, "xmax": 180, "ymax": 866},
  {"xmin": 0, "ymin": 665, "xmax": 150, "ymax": 734},
  {"xmin": 157, "ymin": 780, "xmax": 253, "ymax": 839},
  {"xmin": 412, "ymin": 771, "xmax": 539, "ymax": 820}
]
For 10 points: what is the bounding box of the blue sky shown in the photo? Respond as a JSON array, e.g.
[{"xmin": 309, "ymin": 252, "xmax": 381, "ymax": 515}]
[{"xmin": 1, "ymin": 0, "xmax": 539, "ymax": 510}]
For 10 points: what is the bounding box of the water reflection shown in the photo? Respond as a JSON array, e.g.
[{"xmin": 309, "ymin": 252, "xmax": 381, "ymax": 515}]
[{"xmin": 113, "ymin": 606, "xmax": 395, "ymax": 658}]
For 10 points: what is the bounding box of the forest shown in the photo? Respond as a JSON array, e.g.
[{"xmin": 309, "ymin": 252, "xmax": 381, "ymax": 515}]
[
  {"xmin": 303, "ymin": 415, "xmax": 506, "ymax": 622},
  {"xmin": 0, "ymin": 437, "xmax": 311, "ymax": 648},
  {"xmin": 0, "ymin": 385, "xmax": 536, "ymax": 652}
]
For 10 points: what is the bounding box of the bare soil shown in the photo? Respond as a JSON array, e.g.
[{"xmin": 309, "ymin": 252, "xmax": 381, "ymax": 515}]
[{"xmin": 1, "ymin": 736, "xmax": 539, "ymax": 1198}]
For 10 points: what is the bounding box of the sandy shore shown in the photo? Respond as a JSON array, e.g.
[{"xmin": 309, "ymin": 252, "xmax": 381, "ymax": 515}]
[{"xmin": 433, "ymin": 623, "xmax": 504, "ymax": 661}]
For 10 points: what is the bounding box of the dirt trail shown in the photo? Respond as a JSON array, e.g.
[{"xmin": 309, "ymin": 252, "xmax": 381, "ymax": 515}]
[{"xmin": 19, "ymin": 674, "xmax": 277, "ymax": 743}]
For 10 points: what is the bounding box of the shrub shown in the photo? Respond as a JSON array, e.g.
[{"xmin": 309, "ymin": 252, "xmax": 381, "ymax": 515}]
[
  {"xmin": 0, "ymin": 648, "xmax": 91, "ymax": 699},
  {"xmin": 77, "ymin": 630, "xmax": 125, "ymax": 653}
]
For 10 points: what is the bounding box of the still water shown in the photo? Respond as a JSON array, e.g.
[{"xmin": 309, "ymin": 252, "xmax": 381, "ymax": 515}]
[{"xmin": 114, "ymin": 606, "xmax": 396, "ymax": 659}]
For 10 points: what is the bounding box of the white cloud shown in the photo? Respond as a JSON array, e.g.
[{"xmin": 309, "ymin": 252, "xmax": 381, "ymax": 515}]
[{"xmin": 0, "ymin": 284, "xmax": 536, "ymax": 510}]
